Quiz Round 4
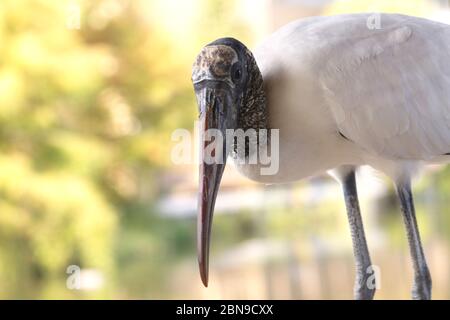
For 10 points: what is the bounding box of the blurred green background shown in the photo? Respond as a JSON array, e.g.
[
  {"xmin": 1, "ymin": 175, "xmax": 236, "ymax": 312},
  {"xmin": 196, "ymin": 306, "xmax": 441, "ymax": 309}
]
[{"xmin": 0, "ymin": 0, "xmax": 449, "ymax": 299}]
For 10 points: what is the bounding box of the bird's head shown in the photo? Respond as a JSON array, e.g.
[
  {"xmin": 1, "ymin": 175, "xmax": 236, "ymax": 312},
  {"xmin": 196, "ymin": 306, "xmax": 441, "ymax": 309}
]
[{"xmin": 191, "ymin": 37, "xmax": 266, "ymax": 287}]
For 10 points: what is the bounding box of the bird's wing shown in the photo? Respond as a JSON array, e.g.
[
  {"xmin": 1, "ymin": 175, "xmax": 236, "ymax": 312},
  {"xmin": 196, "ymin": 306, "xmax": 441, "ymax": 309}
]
[{"xmin": 319, "ymin": 16, "xmax": 450, "ymax": 160}]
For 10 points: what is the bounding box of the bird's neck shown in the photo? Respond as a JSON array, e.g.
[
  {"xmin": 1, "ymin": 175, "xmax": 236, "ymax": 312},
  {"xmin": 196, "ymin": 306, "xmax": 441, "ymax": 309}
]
[
  {"xmin": 238, "ymin": 59, "xmax": 268, "ymax": 133},
  {"xmin": 234, "ymin": 58, "xmax": 269, "ymax": 159}
]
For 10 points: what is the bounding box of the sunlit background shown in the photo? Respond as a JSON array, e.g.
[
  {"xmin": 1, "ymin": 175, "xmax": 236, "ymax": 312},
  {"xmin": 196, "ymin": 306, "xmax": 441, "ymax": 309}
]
[{"xmin": 1, "ymin": 0, "xmax": 450, "ymax": 299}]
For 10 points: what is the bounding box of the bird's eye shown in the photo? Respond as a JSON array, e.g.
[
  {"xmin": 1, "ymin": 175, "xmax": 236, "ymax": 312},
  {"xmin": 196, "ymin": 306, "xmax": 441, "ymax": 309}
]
[{"xmin": 231, "ymin": 63, "xmax": 242, "ymax": 83}]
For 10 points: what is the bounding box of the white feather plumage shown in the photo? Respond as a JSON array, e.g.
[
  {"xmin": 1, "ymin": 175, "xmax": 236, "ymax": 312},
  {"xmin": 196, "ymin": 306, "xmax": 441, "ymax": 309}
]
[{"xmin": 235, "ymin": 13, "xmax": 450, "ymax": 183}]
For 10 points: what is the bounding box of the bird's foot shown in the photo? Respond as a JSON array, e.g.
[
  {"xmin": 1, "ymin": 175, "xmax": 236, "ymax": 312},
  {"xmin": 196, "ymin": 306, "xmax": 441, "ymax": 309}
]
[
  {"xmin": 412, "ymin": 274, "xmax": 432, "ymax": 300},
  {"xmin": 354, "ymin": 275, "xmax": 376, "ymax": 300},
  {"xmin": 354, "ymin": 288, "xmax": 376, "ymax": 300}
]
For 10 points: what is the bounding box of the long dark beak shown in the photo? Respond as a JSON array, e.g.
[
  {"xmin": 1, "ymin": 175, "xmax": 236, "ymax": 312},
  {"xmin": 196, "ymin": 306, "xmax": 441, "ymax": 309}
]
[{"xmin": 195, "ymin": 85, "xmax": 230, "ymax": 287}]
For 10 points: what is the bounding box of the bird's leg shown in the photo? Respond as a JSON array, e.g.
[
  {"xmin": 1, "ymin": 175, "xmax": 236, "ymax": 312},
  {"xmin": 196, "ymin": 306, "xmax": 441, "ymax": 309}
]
[
  {"xmin": 342, "ymin": 170, "xmax": 376, "ymax": 300},
  {"xmin": 396, "ymin": 180, "xmax": 431, "ymax": 300}
]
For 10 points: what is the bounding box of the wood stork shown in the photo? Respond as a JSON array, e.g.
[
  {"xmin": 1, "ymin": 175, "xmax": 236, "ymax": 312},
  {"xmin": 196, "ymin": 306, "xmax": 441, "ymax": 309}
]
[{"xmin": 191, "ymin": 13, "xmax": 450, "ymax": 300}]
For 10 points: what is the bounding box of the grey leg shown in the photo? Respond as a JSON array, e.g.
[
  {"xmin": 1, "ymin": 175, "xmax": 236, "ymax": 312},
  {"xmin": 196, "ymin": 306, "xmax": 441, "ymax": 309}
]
[
  {"xmin": 396, "ymin": 180, "xmax": 431, "ymax": 300},
  {"xmin": 342, "ymin": 170, "xmax": 376, "ymax": 300}
]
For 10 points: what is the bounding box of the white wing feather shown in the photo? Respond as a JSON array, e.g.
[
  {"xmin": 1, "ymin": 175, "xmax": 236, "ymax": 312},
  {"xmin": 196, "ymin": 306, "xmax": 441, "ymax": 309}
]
[{"xmin": 318, "ymin": 14, "xmax": 450, "ymax": 160}]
